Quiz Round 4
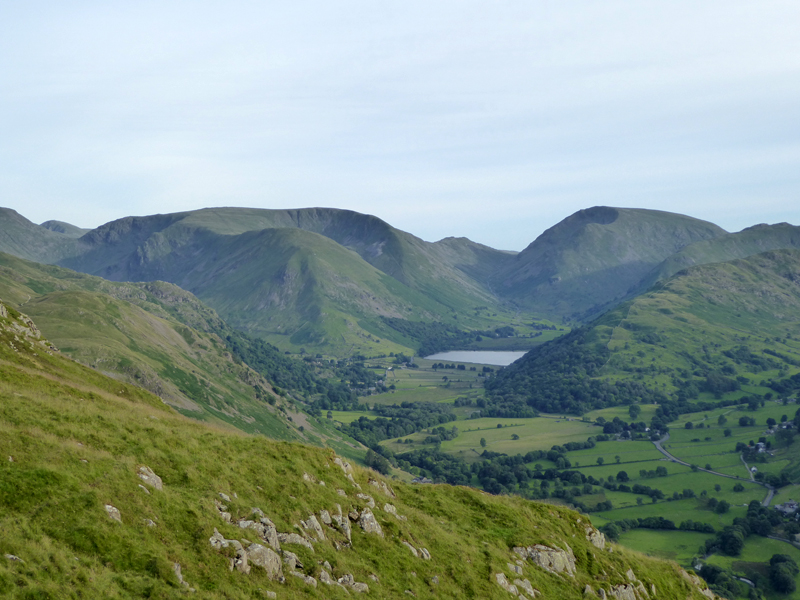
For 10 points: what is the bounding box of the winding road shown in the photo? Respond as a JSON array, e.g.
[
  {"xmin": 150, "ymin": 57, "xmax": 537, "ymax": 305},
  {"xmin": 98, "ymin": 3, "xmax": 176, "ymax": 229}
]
[{"xmin": 652, "ymin": 433, "xmax": 774, "ymax": 506}]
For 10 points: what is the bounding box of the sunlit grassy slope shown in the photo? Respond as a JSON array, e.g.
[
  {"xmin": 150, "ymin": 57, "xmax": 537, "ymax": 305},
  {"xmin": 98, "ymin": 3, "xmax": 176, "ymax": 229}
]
[
  {"xmin": 0, "ymin": 251, "xmax": 299, "ymax": 440},
  {"xmin": 0, "ymin": 303, "xmax": 717, "ymax": 599}
]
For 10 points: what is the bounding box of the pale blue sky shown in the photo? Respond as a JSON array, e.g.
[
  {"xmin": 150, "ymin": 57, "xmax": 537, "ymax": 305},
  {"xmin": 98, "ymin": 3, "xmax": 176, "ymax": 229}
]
[{"xmin": 1, "ymin": 1, "xmax": 799, "ymax": 250}]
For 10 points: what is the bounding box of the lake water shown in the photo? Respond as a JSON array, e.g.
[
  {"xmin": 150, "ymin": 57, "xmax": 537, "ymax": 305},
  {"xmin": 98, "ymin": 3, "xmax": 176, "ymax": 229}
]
[{"xmin": 423, "ymin": 350, "xmax": 528, "ymax": 366}]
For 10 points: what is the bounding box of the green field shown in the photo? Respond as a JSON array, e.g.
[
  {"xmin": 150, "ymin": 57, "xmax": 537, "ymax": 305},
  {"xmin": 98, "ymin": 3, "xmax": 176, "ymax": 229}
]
[{"xmin": 617, "ymin": 529, "xmax": 711, "ymax": 565}]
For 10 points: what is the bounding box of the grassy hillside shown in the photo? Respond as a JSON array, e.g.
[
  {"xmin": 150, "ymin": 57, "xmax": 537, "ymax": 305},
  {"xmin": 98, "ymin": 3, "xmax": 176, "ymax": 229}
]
[
  {"xmin": 0, "ymin": 252, "xmax": 303, "ymax": 441},
  {"xmin": 0, "ymin": 302, "xmax": 719, "ymax": 599},
  {"xmin": 487, "ymin": 249, "xmax": 800, "ymax": 416}
]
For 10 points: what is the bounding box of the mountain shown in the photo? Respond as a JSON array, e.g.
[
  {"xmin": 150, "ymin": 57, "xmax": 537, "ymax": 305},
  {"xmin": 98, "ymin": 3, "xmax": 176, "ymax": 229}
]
[
  {"xmin": 493, "ymin": 206, "xmax": 728, "ymax": 321},
  {"xmin": 43, "ymin": 207, "xmax": 517, "ymax": 354},
  {"xmin": 40, "ymin": 219, "xmax": 91, "ymax": 238},
  {"xmin": 0, "ymin": 208, "xmax": 78, "ymax": 264},
  {"xmin": 486, "ymin": 249, "xmax": 800, "ymax": 416},
  {"xmin": 0, "ymin": 301, "xmax": 720, "ymax": 599}
]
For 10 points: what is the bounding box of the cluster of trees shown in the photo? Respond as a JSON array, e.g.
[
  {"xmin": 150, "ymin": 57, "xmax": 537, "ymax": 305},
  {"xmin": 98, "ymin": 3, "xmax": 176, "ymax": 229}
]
[
  {"xmin": 484, "ymin": 328, "xmax": 671, "ymax": 415},
  {"xmin": 704, "ymin": 500, "xmax": 785, "ymax": 556},
  {"xmin": 342, "ymin": 402, "xmax": 456, "ymax": 447},
  {"xmin": 225, "ymin": 331, "xmax": 324, "ymax": 396},
  {"xmin": 380, "ymin": 317, "xmax": 520, "ymax": 356},
  {"xmin": 601, "ymin": 517, "xmax": 714, "ymax": 541}
]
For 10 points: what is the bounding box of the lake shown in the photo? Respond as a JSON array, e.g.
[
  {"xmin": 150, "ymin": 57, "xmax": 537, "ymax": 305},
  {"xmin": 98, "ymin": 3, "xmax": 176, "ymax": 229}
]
[{"xmin": 423, "ymin": 350, "xmax": 528, "ymax": 366}]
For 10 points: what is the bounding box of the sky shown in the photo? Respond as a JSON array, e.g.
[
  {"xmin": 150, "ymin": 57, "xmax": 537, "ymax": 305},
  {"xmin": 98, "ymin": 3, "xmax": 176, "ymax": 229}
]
[{"xmin": 1, "ymin": 2, "xmax": 799, "ymax": 251}]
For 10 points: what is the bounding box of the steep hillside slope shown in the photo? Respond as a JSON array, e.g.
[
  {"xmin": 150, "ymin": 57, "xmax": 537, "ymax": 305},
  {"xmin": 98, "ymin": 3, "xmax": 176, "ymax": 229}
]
[
  {"xmin": 494, "ymin": 206, "xmax": 728, "ymax": 320},
  {"xmin": 0, "ymin": 252, "xmax": 303, "ymax": 440},
  {"xmin": 487, "ymin": 249, "xmax": 800, "ymax": 416},
  {"xmin": 0, "ymin": 302, "xmax": 719, "ymax": 599}
]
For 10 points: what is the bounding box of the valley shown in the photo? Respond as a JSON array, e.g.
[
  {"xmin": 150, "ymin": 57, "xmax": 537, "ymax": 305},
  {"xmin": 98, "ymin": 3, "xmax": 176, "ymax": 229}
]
[{"xmin": 3, "ymin": 204, "xmax": 800, "ymax": 598}]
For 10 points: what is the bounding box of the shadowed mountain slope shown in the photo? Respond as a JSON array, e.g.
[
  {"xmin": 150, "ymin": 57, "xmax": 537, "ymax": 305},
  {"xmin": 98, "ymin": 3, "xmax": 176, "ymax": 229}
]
[
  {"xmin": 493, "ymin": 206, "xmax": 728, "ymax": 320},
  {"xmin": 40, "ymin": 219, "xmax": 91, "ymax": 238}
]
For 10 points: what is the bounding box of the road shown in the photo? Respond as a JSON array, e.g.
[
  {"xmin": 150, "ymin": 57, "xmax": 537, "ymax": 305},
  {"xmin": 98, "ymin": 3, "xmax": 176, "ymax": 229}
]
[{"xmin": 652, "ymin": 433, "xmax": 774, "ymax": 505}]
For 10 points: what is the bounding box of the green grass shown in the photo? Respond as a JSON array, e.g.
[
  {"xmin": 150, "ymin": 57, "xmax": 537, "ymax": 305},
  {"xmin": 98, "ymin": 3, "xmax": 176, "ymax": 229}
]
[
  {"xmin": 0, "ymin": 303, "xmax": 720, "ymax": 600},
  {"xmin": 617, "ymin": 529, "xmax": 711, "ymax": 565}
]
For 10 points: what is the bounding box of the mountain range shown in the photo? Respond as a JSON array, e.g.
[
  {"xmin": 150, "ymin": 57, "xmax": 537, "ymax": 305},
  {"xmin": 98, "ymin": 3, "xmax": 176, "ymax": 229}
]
[{"xmin": 2, "ymin": 205, "xmax": 799, "ymax": 358}]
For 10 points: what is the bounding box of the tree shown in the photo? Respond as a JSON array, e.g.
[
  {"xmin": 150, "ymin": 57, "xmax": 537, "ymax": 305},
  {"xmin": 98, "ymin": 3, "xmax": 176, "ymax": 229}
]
[
  {"xmin": 724, "ymin": 428, "xmax": 732, "ymax": 437},
  {"xmin": 511, "ymin": 433, "xmax": 520, "ymax": 440},
  {"xmin": 685, "ymin": 421, "xmax": 694, "ymax": 430},
  {"xmin": 770, "ymin": 555, "xmax": 799, "ymax": 593},
  {"xmin": 629, "ymin": 405, "xmax": 641, "ymax": 420},
  {"xmin": 616, "ymin": 471, "xmax": 629, "ymax": 482},
  {"xmin": 597, "ymin": 457, "xmax": 604, "ymax": 466},
  {"xmin": 480, "ymin": 438, "xmax": 487, "ymax": 448},
  {"xmin": 718, "ymin": 415, "xmax": 727, "ymax": 426},
  {"xmin": 615, "ymin": 455, "xmax": 621, "ymax": 464},
  {"xmin": 767, "ymin": 417, "xmax": 777, "ymax": 428},
  {"xmin": 715, "ymin": 499, "xmax": 730, "ymax": 514},
  {"xmin": 733, "ymin": 483, "xmax": 744, "ymax": 492},
  {"xmin": 715, "ymin": 484, "xmax": 722, "ymax": 492}
]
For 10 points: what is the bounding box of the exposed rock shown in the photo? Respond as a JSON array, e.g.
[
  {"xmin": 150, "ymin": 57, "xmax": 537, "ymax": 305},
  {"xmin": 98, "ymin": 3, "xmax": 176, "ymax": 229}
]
[
  {"xmin": 420, "ymin": 548, "xmax": 431, "ymax": 560},
  {"xmin": 282, "ymin": 550, "xmax": 302, "ymax": 571},
  {"xmin": 137, "ymin": 465, "xmax": 163, "ymax": 491},
  {"xmin": 4, "ymin": 554, "xmax": 23, "ymax": 562},
  {"xmin": 331, "ymin": 509, "xmax": 353, "ymax": 543},
  {"xmin": 219, "ymin": 492, "xmax": 231, "ymax": 502},
  {"xmin": 104, "ymin": 504, "xmax": 122, "ymax": 523},
  {"xmin": 625, "ymin": 568, "xmax": 636, "ymax": 581},
  {"xmin": 337, "ymin": 489, "xmax": 347, "ymax": 497},
  {"xmin": 402, "ymin": 541, "xmax": 419, "ymax": 557},
  {"xmin": 384, "ymin": 503, "xmax": 397, "ymax": 516},
  {"xmin": 356, "ymin": 493, "xmax": 375, "ymax": 508},
  {"xmin": 347, "ymin": 473, "xmax": 361, "ymax": 489},
  {"xmin": 369, "ymin": 574, "xmax": 379, "ymax": 583},
  {"xmin": 598, "ymin": 589, "xmax": 607, "ymax": 600},
  {"xmin": 302, "ymin": 472, "xmax": 316, "ymax": 483},
  {"xmin": 508, "ymin": 562, "xmax": 523, "ymax": 575},
  {"xmin": 144, "ymin": 519, "xmax": 156, "ymax": 527},
  {"xmin": 137, "ymin": 484, "xmax": 151, "ymax": 495},
  {"xmin": 650, "ymin": 584, "xmax": 657, "ymax": 596},
  {"xmin": 173, "ymin": 562, "xmax": 194, "ymax": 590},
  {"xmin": 608, "ymin": 584, "xmax": 636, "ymax": 600},
  {"xmin": 252, "ymin": 507, "xmax": 265, "ymax": 518},
  {"xmin": 277, "ymin": 532, "xmax": 314, "ymax": 551},
  {"xmin": 265, "ymin": 592, "xmax": 276, "ymax": 599},
  {"xmin": 247, "ymin": 544, "xmax": 283, "ymax": 580},
  {"xmin": 323, "ymin": 560, "xmax": 332, "ymax": 571},
  {"xmin": 431, "ymin": 576, "xmax": 439, "ymax": 585},
  {"xmin": 495, "ymin": 572, "xmax": 519, "ymax": 594},
  {"xmin": 338, "ymin": 573, "xmax": 369, "ymax": 593},
  {"xmin": 635, "ymin": 582, "xmax": 649, "ymax": 598},
  {"xmin": 358, "ymin": 508, "xmax": 383, "ymax": 537},
  {"xmin": 301, "ymin": 514, "xmax": 326, "ymax": 541},
  {"xmin": 348, "ymin": 510, "xmax": 360, "ymax": 521},
  {"xmin": 334, "ymin": 457, "xmax": 353, "ymax": 474},
  {"xmin": 585, "ymin": 526, "xmax": 606, "ymax": 550},
  {"xmin": 584, "ymin": 584, "xmax": 595, "ymax": 596},
  {"xmin": 209, "ymin": 529, "xmax": 249, "ymax": 574},
  {"xmin": 319, "ymin": 509, "xmax": 332, "ymax": 525},
  {"xmin": 514, "ymin": 544, "xmax": 576, "ymax": 577},
  {"xmin": 289, "ymin": 570, "xmax": 317, "ymax": 587},
  {"xmin": 515, "ymin": 579, "xmax": 539, "ymax": 597},
  {"xmin": 369, "ymin": 478, "xmax": 396, "ymax": 498}
]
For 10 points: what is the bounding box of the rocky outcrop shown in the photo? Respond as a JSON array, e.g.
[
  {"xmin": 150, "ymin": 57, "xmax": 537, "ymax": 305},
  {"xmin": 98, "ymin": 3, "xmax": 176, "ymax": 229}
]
[
  {"xmin": 358, "ymin": 508, "xmax": 383, "ymax": 537},
  {"xmin": 301, "ymin": 514, "xmax": 326, "ymax": 541},
  {"xmin": 331, "ymin": 505, "xmax": 353, "ymax": 542},
  {"xmin": 585, "ymin": 525, "xmax": 606, "ymax": 550},
  {"xmin": 104, "ymin": 504, "xmax": 122, "ymax": 523},
  {"xmin": 289, "ymin": 570, "xmax": 317, "ymax": 587},
  {"xmin": 338, "ymin": 573, "xmax": 369, "ymax": 593},
  {"xmin": 246, "ymin": 544, "xmax": 283, "ymax": 580},
  {"xmin": 137, "ymin": 466, "xmax": 163, "ymax": 491},
  {"xmin": 356, "ymin": 493, "xmax": 375, "ymax": 508},
  {"xmin": 495, "ymin": 572, "xmax": 519, "ymax": 594},
  {"xmin": 514, "ymin": 544, "xmax": 576, "ymax": 577},
  {"xmin": 277, "ymin": 532, "xmax": 314, "ymax": 551},
  {"xmin": 369, "ymin": 478, "xmax": 396, "ymax": 498},
  {"xmin": 608, "ymin": 584, "xmax": 637, "ymax": 600}
]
